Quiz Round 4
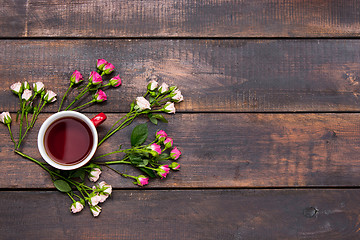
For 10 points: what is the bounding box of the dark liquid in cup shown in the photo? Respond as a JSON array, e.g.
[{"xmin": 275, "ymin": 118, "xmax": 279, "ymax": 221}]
[{"xmin": 44, "ymin": 117, "xmax": 93, "ymax": 165}]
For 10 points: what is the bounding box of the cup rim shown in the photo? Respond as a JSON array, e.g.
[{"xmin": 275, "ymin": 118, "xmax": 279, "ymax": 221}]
[{"xmin": 37, "ymin": 111, "xmax": 98, "ymax": 170}]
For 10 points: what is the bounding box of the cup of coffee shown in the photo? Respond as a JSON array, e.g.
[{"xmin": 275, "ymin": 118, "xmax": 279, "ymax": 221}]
[{"xmin": 37, "ymin": 111, "xmax": 107, "ymax": 170}]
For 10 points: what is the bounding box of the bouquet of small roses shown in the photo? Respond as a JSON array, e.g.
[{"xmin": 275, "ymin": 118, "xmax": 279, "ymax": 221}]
[{"xmin": 0, "ymin": 59, "xmax": 183, "ymax": 217}]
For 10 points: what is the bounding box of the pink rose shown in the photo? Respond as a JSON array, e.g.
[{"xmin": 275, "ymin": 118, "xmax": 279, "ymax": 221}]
[
  {"xmin": 43, "ymin": 90, "xmax": 57, "ymax": 103},
  {"xmin": 97, "ymin": 59, "xmax": 108, "ymax": 71},
  {"xmin": 70, "ymin": 70, "xmax": 83, "ymax": 84},
  {"xmin": 109, "ymin": 75, "xmax": 122, "ymax": 87},
  {"xmin": 157, "ymin": 165, "xmax": 170, "ymax": 179},
  {"xmin": 147, "ymin": 80, "xmax": 158, "ymax": 91},
  {"xmin": 70, "ymin": 202, "xmax": 84, "ymax": 213},
  {"xmin": 103, "ymin": 62, "xmax": 115, "ymax": 74},
  {"xmin": 94, "ymin": 89, "xmax": 107, "ymax": 102},
  {"xmin": 170, "ymin": 162, "xmax": 180, "ymax": 170},
  {"xmin": 0, "ymin": 112, "xmax": 11, "ymax": 124},
  {"xmin": 90, "ymin": 205, "xmax": 102, "ymax": 217},
  {"xmin": 156, "ymin": 130, "xmax": 167, "ymax": 142},
  {"xmin": 10, "ymin": 82, "xmax": 23, "ymax": 94},
  {"xmin": 171, "ymin": 89, "xmax": 184, "ymax": 102},
  {"xmin": 22, "ymin": 89, "xmax": 32, "ymax": 101},
  {"xmin": 164, "ymin": 137, "xmax": 173, "ymax": 149},
  {"xmin": 135, "ymin": 97, "xmax": 151, "ymax": 111},
  {"xmin": 150, "ymin": 143, "xmax": 162, "ymax": 156},
  {"xmin": 170, "ymin": 147, "xmax": 181, "ymax": 160},
  {"xmin": 159, "ymin": 83, "xmax": 169, "ymax": 94},
  {"xmin": 163, "ymin": 102, "xmax": 175, "ymax": 114},
  {"xmin": 33, "ymin": 82, "xmax": 45, "ymax": 93},
  {"xmin": 89, "ymin": 71, "xmax": 103, "ymax": 85},
  {"xmin": 88, "ymin": 167, "xmax": 102, "ymax": 182},
  {"xmin": 137, "ymin": 175, "xmax": 149, "ymax": 186}
]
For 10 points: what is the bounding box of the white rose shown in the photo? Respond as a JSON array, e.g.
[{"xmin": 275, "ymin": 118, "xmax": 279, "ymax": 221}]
[
  {"xmin": 147, "ymin": 80, "xmax": 158, "ymax": 91},
  {"xmin": 90, "ymin": 205, "xmax": 102, "ymax": 217},
  {"xmin": 43, "ymin": 90, "xmax": 57, "ymax": 103},
  {"xmin": 88, "ymin": 168, "xmax": 102, "ymax": 182},
  {"xmin": 22, "ymin": 89, "xmax": 32, "ymax": 101},
  {"xmin": 159, "ymin": 83, "xmax": 169, "ymax": 94},
  {"xmin": 164, "ymin": 102, "xmax": 176, "ymax": 114},
  {"xmin": 10, "ymin": 82, "xmax": 22, "ymax": 94},
  {"xmin": 172, "ymin": 89, "xmax": 184, "ymax": 102},
  {"xmin": 33, "ymin": 82, "xmax": 45, "ymax": 93},
  {"xmin": 70, "ymin": 202, "xmax": 84, "ymax": 213},
  {"xmin": 136, "ymin": 97, "xmax": 151, "ymax": 111}
]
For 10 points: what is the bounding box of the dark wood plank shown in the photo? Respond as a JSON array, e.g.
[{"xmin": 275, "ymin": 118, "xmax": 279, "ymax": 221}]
[
  {"xmin": 2, "ymin": 113, "xmax": 360, "ymax": 188},
  {"xmin": 1, "ymin": 39, "xmax": 360, "ymax": 112},
  {"xmin": 1, "ymin": 0, "xmax": 360, "ymax": 37},
  {"xmin": 1, "ymin": 189, "xmax": 359, "ymax": 239}
]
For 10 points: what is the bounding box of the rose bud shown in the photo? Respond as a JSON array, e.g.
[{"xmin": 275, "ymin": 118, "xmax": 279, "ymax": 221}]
[
  {"xmin": 94, "ymin": 89, "xmax": 107, "ymax": 102},
  {"xmin": 103, "ymin": 62, "xmax": 115, "ymax": 74},
  {"xmin": 43, "ymin": 90, "xmax": 57, "ymax": 103},
  {"xmin": 10, "ymin": 82, "xmax": 23, "ymax": 94},
  {"xmin": 164, "ymin": 137, "xmax": 173, "ymax": 149},
  {"xmin": 88, "ymin": 167, "xmax": 102, "ymax": 182},
  {"xmin": 149, "ymin": 143, "xmax": 162, "ymax": 156},
  {"xmin": 23, "ymin": 81, "xmax": 30, "ymax": 90},
  {"xmin": 135, "ymin": 97, "xmax": 151, "ymax": 111},
  {"xmin": 136, "ymin": 175, "xmax": 149, "ymax": 186},
  {"xmin": 89, "ymin": 71, "xmax": 103, "ymax": 85},
  {"xmin": 88, "ymin": 193, "xmax": 102, "ymax": 206},
  {"xmin": 156, "ymin": 130, "xmax": 167, "ymax": 142},
  {"xmin": 169, "ymin": 86, "xmax": 177, "ymax": 92},
  {"xmin": 98, "ymin": 181, "xmax": 112, "ymax": 196},
  {"xmin": 70, "ymin": 70, "xmax": 83, "ymax": 84},
  {"xmin": 170, "ymin": 162, "xmax": 180, "ymax": 170},
  {"xmin": 70, "ymin": 201, "xmax": 84, "ymax": 214},
  {"xmin": 171, "ymin": 89, "xmax": 184, "ymax": 102},
  {"xmin": 22, "ymin": 89, "xmax": 32, "ymax": 101},
  {"xmin": 97, "ymin": 59, "xmax": 108, "ymax": 71},
  {"xmin": 0, "ymin": 112, "xmax": 12, "ymax": 125},
  {"xmin": 33, "ymin": 82, "xmax": 45, "ymax": 94},
  {"xmin": 147, "ymin": 80, "xmax": 158, "ymax": 91},
  {"xmin": 163, "ymin": 102, "xmax": 175, "ymax": 114},
  {"xmin": 109, "ymin": 75, "xmax": 122, "ymax": 87},
  {"xmin": 170, "ymin": 147, "xmax": 182, "ymax": 160},
  {"xmin": 90, "ymin": 205, "xmax": 102, "ymax": 217},
  {"xmin": 157, "ymin": 165, "xmax": 170, "ymax": 179},
  {"xmin": 159, "ymin": 82, "xmax": 169, "ymax": 94}
]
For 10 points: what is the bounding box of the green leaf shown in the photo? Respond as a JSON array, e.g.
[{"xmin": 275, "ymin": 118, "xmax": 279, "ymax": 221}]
[
  {"xmin": 149, "ymin": 96, "xmax": 155, "ymax": 103},
  {"xmin": 131, "ymin": 123, "xmax": 148, "ymax": 146},
  {"xmin": 149, "ymin": 116, "xmax": 158, "ymax": 125},
  {"xmin": 53, "ymin": 180, "xmax": 72, "ymax": 193},
  {"xmin": 153, "ymin": 114, "xmax": 168, "ymax": 123},
  {"xmin": 139, "ymin": 167, "xmax": 156, "ymax": 178},
  {"xmin": 129, "ymin": 154, "xmax": 148, "ymax": 167},
  {"xmin": 70, "ymin": 169, "xmax": 86, "ymax": 181}
]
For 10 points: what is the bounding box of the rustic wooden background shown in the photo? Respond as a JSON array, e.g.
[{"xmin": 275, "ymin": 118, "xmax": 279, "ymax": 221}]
[{"xmin": 1, "ymin": 0, "xmax": 360, "ymax": 239}]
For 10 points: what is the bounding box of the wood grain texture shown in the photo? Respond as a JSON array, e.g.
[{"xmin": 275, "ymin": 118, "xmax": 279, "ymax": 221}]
[
  {"xmin": 1, "ymin": 39, "xmax": 360, "ymax": 112},
  {"xmin": 2, "ymin": 113, "xmax": 360, "ymax": 188},
  {"xmin": 1, "ymin": 189, "xmax": 360, "ymax": 239},
  {"xmin": 1, "ymin": 0, "xmax": 360, "ymax": 37}
]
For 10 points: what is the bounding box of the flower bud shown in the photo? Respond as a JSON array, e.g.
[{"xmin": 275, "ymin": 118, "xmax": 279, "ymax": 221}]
[
  {"xmin": 164, "ymin": 137, "xmax": 173, "ymax": 149},
  {"xmin": 147, "ymin": 80, "xmax": 158, "ymax": 91},
  {"xmin": 70, "ymin": 201, "xmax": 84, "ymax": 213},
  {"xmin": 88, "ymin": 167, "xmax": 102, "ymax": 182},
  {"xmin": 103, "ymin": 62, "xmax": 115, "ymax": 74},
  {"xmin": 157, "ymin": 165, "xmax": 170, "ymax": 179},
  {"xmin": 169, "ymin": 86, "xmax": 177, "ymax": 92},
  {"xmin": 90, "ymin": 205, "xmax": 102, "ymax": 217},
  {"xmin": 156, "ymin": 130, "xmax": 167, "ymax": 142},
  {"xmin": 163, "ymin": 102, "xmax": 175, "ymax": 114},
  {"xmin": 159, "ymin": 83, "xmax": 169, "ymax": 94},
  {"xmin": 23, "ymin": 81, "xmax": 30, "ymax": 90},
  {"xmin": 22, "ymin": 89, "xmax": 32, "ymax": 101},
  {"xmin": 170, "ymin": 162, "xmax": 180, "ymax": 170},
  {"xmin": 0, "ymin": 112, "xmax": 12, "ymax": 125},
  {"xmin": 10, "ymin": 82, "xmax": 23, "ymax": 94},
  {"xmin": 94, "ymin": 89, "xmax": 107, "ymax": 102},
  {"xmin": 149, "ymin": 143, "xmax": 162, "ymax": 156},
  {"xmin": 97, "ymin": 59, "xmax": 108, "ymax": 71},
  {"xmin": 98, "ymin": 181, "xmax": 112, "ymax": 196},
  {"xmin": 109, "ymin": 75, "xmax": 122, "ymax": 87},
  {"xmin": 89, "ymin": 71, "xmax": 103, "ymax": 85},
  {"xmin": 170, "ymin": 147, "xmax": 182, "ymax": 160},
  {"xmin": 135, "ymin": 97, "xmax": 151, "ymax": 111},
  {"xmin": 171, "ymin": 89, "xmax": 184, "ymax": 102},
  {"xmin": 33, "ymin": 82, "xmax": 45, "ymax": 94},
  {"xmin": 136, "ymin": 175, "xmax": 149, "ymax": 186},
  {"xmin": 70, "ymin": 70, "xmax": 83, "ymax": 84},
  {"xmin": 43, "ymin": 90, "xmax": 57, "ymax": 103}
]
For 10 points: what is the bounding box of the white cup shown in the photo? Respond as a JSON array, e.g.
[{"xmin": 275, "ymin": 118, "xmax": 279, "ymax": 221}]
[{"xmin": 37, "ymin": 111, "xmax": 106, "ymax": 170}]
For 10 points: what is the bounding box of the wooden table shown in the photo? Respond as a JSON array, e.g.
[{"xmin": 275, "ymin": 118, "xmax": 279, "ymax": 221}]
[{"xmin": 1, "ymin": 1, "xmax": 360, "ymax": 239}]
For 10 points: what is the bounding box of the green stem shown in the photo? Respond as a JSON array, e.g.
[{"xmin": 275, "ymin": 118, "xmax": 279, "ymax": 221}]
[
  {"xmin": 14, "ymin": 150, "xmax": 54, "ymax": 176},
  {"xmin": 17, "ymin": 102, "xmax": 26, "ymax": 149},
  {"xmin": 58, "ymin": 84, "xmax": 73, "ymax": 112},
  {"xmin": 67, "ymin": 192, "xmax": 76, "ymax": 203},
  {"xmin": 93, "ymin": 150, "xmax": 125, "ymax": 160},
  {"xmin": 103, "ymin": 160, "xmax": 131, "ymax": 165},
  {"xmin": 105, "ymin": 165, "xmax": 126, "ymax": 176},
  {"xmin": 105, "ymin": 111, "xmax": 133, "ymax": 137},
  {"xmin": 7, "ymin": 124, "xmax": 16, "ymax": 147},
  {"xmin": 64, "ymin": 84, "xmax": 90, "ymax": 111},
  {"xmin": 69, "ymin": 99, "xmax": 95, "ymax": 111},
  {"xmin": 31, "ymin": 101, "xmax": 46, "ymax": 128}
]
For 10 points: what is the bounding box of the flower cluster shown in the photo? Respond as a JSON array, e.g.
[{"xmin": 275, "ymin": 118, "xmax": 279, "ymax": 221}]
[
  {"xmin": 58, "ymin": 59, "xmax": 122, "ymax": 111},
  {"xmin": 1, "ymin": 81, "xmax": 57, "ymax": 149}
]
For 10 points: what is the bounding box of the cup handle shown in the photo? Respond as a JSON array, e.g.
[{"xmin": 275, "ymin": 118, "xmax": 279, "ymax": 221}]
[{"xmin": 90, "ymin": 112, "xmax": 107, "ymax": 128}]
